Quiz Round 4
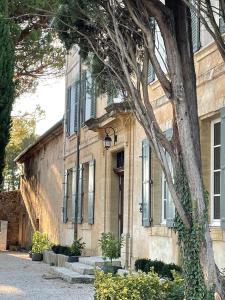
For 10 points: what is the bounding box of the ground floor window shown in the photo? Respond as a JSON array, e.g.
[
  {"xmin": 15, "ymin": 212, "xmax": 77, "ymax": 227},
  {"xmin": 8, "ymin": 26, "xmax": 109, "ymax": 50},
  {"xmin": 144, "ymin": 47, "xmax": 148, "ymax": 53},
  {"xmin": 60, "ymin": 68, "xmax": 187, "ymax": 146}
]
[{"xmin": 211, "ymin": 119, "xmax": 221, "ymax": 225}]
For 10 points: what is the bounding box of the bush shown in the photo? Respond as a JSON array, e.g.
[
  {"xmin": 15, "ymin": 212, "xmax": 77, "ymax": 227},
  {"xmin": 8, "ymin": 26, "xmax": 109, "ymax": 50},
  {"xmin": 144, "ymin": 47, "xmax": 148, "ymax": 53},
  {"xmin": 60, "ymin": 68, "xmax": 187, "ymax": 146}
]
[
  {"xmin": 52, "ymin": 238, "xmax": 86, "ymax": 256},
  {"xmin": 31, "ymin": 231, "xmax": 51, "ymax": 254},
  {"xmin": 134, "ymin": 259, "xmax": 182, "ymax": 280},
  {"xmin": 94, "ymin": 270, "xmax": 184, "ymax": 300},
  {"xmin": 98, "ymin": 232, "xmax": 124, "ymax": 264}
]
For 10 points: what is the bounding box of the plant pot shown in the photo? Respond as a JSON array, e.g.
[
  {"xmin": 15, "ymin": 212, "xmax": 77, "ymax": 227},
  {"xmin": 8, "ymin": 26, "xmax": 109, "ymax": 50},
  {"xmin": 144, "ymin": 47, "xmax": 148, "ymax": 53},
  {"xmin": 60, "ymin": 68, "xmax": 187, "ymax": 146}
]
[
  {"xmin": 32, "ymin": 253, "xmax": 43, "ymax": 261},
  {"xmin": 101, "ymin": 265, "xmax": 121, "ymax": 274},
  {"xmin": 67, "ymin": 256, "xmax": 79, "ymax": 263}
]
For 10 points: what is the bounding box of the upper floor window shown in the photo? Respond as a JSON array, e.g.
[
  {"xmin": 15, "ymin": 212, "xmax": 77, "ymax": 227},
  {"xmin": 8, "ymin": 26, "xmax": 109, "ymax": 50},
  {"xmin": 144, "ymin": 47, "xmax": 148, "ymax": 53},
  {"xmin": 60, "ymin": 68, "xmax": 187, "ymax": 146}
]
[
  {"xmin": 83, "ymin": 70, "xmax": 96, "ymax": 122},
  {"xmin": 66, "ymin": 81, "xmax": 79, "ymax": 136},
  {"xmin": 211, "ymin": 119, "xmax": 221, "ymax": 225}
]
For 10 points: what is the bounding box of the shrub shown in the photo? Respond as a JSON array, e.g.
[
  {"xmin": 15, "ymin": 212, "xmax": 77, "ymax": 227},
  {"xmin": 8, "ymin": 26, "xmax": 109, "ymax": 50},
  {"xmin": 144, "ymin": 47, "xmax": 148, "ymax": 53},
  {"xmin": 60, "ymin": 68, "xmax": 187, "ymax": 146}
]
[
  {"xmin": 98, "ymin": 232, "xmax": 124, "ymax": 264},
  {"xmin": 52, "ymin": 238, "xmax": 86, "ymax": 256},
  {"xmin": 134, "ymin": 259, "xmax": 182, "ymax": 280},
  {"xmin": 70, "ymin": 238, "xmax": 86, "ymax": 256},
  {"xmin": 31, "ymin": 231, "xmax": 51, "ymax": 254},
  {"xmin": 94, "ymin": 270, "xmax": 184, "ymax": 300}
]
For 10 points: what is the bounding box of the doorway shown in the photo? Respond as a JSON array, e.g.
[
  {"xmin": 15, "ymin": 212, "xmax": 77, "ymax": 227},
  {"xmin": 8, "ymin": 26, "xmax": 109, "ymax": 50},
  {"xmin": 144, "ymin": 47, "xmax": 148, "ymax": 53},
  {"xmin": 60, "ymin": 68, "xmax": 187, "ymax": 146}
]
[{"xmin": 113, "ymin": 151, "xmax": 124, "ymax": 240}]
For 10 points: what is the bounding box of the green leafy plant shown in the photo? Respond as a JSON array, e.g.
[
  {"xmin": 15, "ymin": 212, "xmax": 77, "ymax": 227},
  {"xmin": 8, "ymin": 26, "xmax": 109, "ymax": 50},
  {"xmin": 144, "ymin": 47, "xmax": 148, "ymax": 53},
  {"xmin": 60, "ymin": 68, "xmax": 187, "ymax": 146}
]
[
  {"xmin": 69, "ymin": 238, "xmax": 86, "ymax": 256},
  {"xmin": 94, "ymin": 270, "xmax": 184, "ymax": 300},
  {"xmin": 98, "ymin": 232, "xmax": 124, "ymax": 265},
  {"xmin": 135, "ymin": 259, "xmax": 182, "ymax": 280},
  {"xmin": 31, "ymin": 231, "xmax": 51, "ymax": 254}
]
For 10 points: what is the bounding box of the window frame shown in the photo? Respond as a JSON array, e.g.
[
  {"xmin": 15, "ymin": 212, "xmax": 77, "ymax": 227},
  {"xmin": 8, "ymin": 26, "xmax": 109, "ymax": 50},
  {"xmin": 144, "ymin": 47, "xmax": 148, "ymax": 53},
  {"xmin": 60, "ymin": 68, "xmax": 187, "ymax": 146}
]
[{"xmin": 211, "ymin": 118, "xmax": 221, "ymax": 226}]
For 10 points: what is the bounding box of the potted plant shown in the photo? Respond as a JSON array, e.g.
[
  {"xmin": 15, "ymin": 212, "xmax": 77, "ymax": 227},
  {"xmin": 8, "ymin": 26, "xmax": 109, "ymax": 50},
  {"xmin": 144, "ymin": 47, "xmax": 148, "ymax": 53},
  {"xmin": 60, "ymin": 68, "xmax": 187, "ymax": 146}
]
[
  {"xmin": 67, "ymin": 238, "xmax": 86, "ymax": 262},
  {"xmin": 98, "ymin": 232, "xmax": 123, "ymax": 274},
  {"xmin": 31, "ymin": 231, "xmax": 51, "ymax": 261}
]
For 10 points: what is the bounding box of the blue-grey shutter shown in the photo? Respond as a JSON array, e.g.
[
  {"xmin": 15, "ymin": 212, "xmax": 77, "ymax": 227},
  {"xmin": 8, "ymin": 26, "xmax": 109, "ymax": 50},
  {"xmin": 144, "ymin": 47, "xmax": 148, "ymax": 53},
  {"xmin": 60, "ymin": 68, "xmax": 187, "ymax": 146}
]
[
  {"xmin": 71, "ymin": 167, "xmax": 77, "ymax": 224},
  {"xmin": 91, "ymin": 80, "xmax": 96, "ymax": 118},
  {"xmin": 74, "ymin": 82, "xmax": 79, "ymax": 132},
  {"xmin": 88, "ymin": 160, "xmax": 95, "ymax": 224},
  {"xmin": 164, "ymin": 128, "xmax": 175, "ymax": 228},
  {"xmin": 81, "ymin": 72, "xmax": 86, "ymax": 124},
  {"xmin": 191, "ymin": 7, "xmax": 200, "ymax": 53},
  {"xmin": 77, "ymin": 164, "xmax": 83, "ymax": 224},
  {"xmin": 220, "ymin": 13, "xmax": 225, "ymax": 33},
  {"xmin": 220, "ymin": 108, "xmax": 225, "ymax": 229},
  {"xmin": 148, "ymin": 64, "xmax": 155, "ymax": 83},
  {"xmin": 63, "ymin": 170, "xmax": 68, "ymax": 223},
  {"xmin": 66, "ymin": 87, "xmax": 71, "ymax": 136},
  {"xmin": 142, "ymin": 139, "xmax": 151, "ymax": 227}
]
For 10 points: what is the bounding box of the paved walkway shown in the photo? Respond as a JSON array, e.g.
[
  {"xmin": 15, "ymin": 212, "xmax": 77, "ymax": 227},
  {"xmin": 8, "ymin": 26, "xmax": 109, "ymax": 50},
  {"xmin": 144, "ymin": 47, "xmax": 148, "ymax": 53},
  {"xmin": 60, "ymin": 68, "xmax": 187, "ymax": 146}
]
[{"xmin": 0, "ymin": 252, "xmax": 94, "ymax": 300}]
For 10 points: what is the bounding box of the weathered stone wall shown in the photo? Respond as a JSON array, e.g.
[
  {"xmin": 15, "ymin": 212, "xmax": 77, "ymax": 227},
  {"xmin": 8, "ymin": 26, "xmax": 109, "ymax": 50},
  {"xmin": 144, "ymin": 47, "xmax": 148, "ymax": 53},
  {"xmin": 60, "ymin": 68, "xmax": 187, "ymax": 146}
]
[
  {"xmin": 0, "ymin": 220, "xmax": 8, "ymax": 250},
  {"xmin": 0, "ymin": 190, "xmax": 30, "ymax": 248}
]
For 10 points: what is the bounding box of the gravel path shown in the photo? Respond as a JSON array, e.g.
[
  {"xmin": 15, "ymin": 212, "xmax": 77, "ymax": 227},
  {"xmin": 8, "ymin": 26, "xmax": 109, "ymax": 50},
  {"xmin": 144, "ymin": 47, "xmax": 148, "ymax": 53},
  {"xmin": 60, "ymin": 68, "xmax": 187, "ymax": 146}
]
[{"xmin": 0, "ymin": 252, "xmax": 94, "ymax": 300}]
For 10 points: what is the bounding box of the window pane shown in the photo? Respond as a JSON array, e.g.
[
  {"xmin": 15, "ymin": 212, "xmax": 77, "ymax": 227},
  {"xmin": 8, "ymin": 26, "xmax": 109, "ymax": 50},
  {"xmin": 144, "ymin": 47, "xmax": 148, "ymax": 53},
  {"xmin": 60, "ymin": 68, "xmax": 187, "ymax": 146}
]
[
  {"xmin": 214, "ymin": 147, "xmax": 221, "ymax": 170},
  {"xmin": 214, "ymin": 196, "xmax": 220, "ymax": 219},
  {"xmin": 214, "ymin": 171, "xmax": 221, "ymax": 195},
  {"xmin": 164, "ymin": 179, "xmax": 167, "ymax": 199},
  {"xmin": 214, "ymin": 122, "xmax": 221, "ymax": 146},
  {"xmin": 164, "ymin": 200, "xmax": 167, "ymax": 219}
]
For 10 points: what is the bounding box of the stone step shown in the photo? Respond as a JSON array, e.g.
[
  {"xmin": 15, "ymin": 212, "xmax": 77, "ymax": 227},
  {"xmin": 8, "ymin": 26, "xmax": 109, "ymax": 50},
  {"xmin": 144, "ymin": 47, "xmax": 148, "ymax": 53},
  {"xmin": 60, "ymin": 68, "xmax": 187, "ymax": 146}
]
[
  {"xmin": 50, "ymin": 267, "xmax": 94, "ymax": 284},
  {"xmin": 78, "ymin": 256, "xmax": 121, "ymax": 267},
  {"xmin": 65, "ymin": 262, "xmax": 95, "ymax": 275}
]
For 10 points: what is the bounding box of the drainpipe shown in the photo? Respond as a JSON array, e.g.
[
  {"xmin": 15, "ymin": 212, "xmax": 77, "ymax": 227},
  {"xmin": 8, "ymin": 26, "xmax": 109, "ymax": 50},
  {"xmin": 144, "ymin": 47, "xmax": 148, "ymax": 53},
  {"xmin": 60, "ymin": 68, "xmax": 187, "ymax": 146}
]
[{"xmin": 74, "ymin": 55, "xmax": 82, "ymax": 240}]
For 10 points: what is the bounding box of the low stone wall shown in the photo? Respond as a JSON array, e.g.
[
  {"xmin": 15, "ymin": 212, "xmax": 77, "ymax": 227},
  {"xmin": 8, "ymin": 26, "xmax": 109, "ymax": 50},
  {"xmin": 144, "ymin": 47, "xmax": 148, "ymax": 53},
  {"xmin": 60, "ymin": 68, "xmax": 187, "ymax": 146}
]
[
  {"xmin": 0, "ymin": 220, "xmax": 8, "ymax": 250},
  {"xmin": 0, "ymin": 190, "xmax": 30, "ymax": 248},
  {"xmin": 43, "ymin": 250, "xmax": 69, "ymax": 267}
]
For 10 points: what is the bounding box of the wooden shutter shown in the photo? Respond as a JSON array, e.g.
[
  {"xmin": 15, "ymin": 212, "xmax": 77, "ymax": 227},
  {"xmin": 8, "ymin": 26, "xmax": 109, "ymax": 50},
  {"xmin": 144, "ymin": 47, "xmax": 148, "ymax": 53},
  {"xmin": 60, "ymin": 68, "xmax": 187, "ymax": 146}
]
[
  {"xmin": 91, "ymin": 80, "xmax": 96, "ymax": 118},
  {"xmin": 219, "ymin": 5, "xmax": 225, "ymax": 34},
  {"xmin": 164, "ymin": 128, "xmax": 175, "ymax": 228},
  {"xmin": 77, "ymin": 164, "xmax": 83, "ymax": 224},
  {"xmin": 63, "ymin": 170, "xmax": 68, "ymax": 223},
  {"xmin": 81, "ymin": 71, "xmax": 86, "ymax": 124},
  {"xmin": 66, "ymin": 87, "xmax": 71, "ymax": 136},
  {"xmin": 74, "ymin": 82, "xmax": 79, "ymax": 132},
  {"xmin": 191, "ymin": 6, "xmax": 200, "ymax": 53},
  {"xmin": 220, "ymin": 108, "xmax": 225, "ymax": 229},
  {"xmin": 142, "ymin": 139, "xmax": 151, "ymax": 227},
  {"xmin": 88, "ymin": 160, "xmax": 95, "ymax": 224},
  {"xmin": 71, "ymin": 167, "xmax": 77, "ymax": 224}
]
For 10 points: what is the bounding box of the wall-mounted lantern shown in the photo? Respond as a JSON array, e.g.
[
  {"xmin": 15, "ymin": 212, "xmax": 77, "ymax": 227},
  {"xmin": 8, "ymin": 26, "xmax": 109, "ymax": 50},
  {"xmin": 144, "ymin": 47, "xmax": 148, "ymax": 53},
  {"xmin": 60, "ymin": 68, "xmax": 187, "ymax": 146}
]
[{"xmin": 103, "ymin": 127, "xmax": 117, "ymax": 150}]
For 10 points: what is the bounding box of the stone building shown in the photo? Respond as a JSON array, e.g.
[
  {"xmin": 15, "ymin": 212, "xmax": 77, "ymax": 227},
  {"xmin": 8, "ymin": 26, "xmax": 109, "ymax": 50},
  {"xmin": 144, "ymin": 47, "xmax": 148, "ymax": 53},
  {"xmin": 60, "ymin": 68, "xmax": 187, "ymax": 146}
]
[
  {"xmin": 15, "ymin": 120, "xmax": 64, "ymax": 246},
  {"xmin": 16, "ymin": 10, "xmax": 225, "ymax": 269}
]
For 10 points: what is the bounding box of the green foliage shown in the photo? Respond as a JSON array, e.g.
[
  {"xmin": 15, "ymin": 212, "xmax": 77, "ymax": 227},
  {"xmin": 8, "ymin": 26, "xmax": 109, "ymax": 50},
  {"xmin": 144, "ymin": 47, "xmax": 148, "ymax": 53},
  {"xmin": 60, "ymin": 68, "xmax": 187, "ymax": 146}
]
[
  {"xmin": 94, "ymin": 270, "xmax": 184, "ymax": 300},
  {"xmin": 135, "ymin": 259, "xmax": 182, "ymax": 280},
  {"xmin": 174, "ymin": 168, "xmax": 214, "ymax": 299},
  {"xmin": 0, "ymin": 3, "xmax": 15, "ymax": 186},
  {"xmin": 70, "ymin": 238, "xmax": 86, "ymax": 256},
  {"xmin": 31, "ymin": 231, "xmax": 51, "ymax": 254},
  {"xmin": 52, "ymin": 238, "xmax": 86, "ymax": 256},
  {"xmin": 2, "ymin": 106, "xmax": 43, "ymax": 191},
  {"xmin": 98, "ymin": 233, "xmax": 124, "ymax": 264}
]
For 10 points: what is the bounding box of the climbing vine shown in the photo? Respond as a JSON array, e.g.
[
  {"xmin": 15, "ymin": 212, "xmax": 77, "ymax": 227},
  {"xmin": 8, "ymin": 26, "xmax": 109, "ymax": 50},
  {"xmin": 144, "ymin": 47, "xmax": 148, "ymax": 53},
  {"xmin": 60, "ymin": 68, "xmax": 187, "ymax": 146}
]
[{"xmin": 174, "ymin": 168, "xmax": 215, "ymax": 300}]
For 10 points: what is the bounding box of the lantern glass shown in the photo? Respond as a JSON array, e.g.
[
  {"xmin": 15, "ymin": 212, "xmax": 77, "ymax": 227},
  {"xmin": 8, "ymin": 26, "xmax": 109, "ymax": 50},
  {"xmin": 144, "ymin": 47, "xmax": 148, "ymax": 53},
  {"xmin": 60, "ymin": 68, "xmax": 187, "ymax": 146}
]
[{"xmin": 104, "ymin": 135, "xmax": 112, "ymax": 150}]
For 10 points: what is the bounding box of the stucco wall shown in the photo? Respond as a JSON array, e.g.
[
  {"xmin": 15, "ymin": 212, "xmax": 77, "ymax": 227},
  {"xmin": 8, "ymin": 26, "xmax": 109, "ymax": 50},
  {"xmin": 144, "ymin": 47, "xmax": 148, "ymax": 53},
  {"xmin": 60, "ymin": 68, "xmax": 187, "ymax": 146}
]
[{"xmin": 20, "ymin": 126, "xmax": 64, "ymax": 246}]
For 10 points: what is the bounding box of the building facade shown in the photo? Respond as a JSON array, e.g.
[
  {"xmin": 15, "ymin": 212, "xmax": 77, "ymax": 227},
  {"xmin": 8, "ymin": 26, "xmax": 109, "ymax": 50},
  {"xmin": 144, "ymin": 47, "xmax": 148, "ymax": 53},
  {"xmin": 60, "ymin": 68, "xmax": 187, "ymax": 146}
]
[{"xmin": 17, "ymin": 8, "xmax": 225, "ymax": 270}]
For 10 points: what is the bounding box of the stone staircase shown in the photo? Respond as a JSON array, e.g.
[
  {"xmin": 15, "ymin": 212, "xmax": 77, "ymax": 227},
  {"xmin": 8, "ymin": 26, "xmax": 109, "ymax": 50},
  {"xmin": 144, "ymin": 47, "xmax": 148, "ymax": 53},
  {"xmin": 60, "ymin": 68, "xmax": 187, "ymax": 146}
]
[{"xmin": 49, "ymin": 256, "xmax": 121, "ymax": 284}]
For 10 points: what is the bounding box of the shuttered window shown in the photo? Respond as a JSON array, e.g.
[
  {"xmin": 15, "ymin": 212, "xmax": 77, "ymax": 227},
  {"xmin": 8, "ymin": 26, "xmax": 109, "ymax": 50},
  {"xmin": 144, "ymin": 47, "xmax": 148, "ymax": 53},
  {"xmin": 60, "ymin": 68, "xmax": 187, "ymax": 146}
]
[
  {"xmin": 191, "ymin": 3, "xmax": 201, "ymax": 52},
  {"xmin": 88, "ymin": 160, "xmax": 95, "ymax": 225},
  {"xmin": 142, "ymin": 139, "xmax": 152, "ymax": 227},
  {"xmin": 63, "ymin": 170, "xmax": 69, "ymax": 223},
  {"xmin": 66, "ymin": 81, "xmax": 79, "ymax": 136},
  {"xmin": 77, "ymin": 164, "xmax": 83, "ymax": 224},
  {"xmin": 66, "ymin": 87, "xmax": 71, "ymax": 136},
  {"xmin": 85, "ymin": 71, "xmax": 96, "ymax": 121},
  {"xmin": 221, "ymin": 108, "xmax": 225, "ymax": 229},
  {"xmin": 219, "ymin": 7, "xmax": 225, "ymax": 34},
  {"xmin": 71, "ymin": 167, "xmax": 77, "ymax": 224}
]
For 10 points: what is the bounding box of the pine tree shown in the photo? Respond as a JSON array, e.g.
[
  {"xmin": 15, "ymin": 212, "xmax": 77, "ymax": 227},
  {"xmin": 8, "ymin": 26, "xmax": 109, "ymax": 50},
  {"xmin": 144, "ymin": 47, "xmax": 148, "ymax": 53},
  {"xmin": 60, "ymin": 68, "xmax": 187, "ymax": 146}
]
[{"xmin": 0, "ymin": 0, "xmax": 15, "ymax": 187}]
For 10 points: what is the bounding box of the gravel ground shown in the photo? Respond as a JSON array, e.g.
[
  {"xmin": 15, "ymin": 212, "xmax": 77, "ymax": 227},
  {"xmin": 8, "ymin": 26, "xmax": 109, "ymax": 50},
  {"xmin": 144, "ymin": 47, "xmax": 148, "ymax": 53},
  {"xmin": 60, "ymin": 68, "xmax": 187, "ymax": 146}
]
[{"xmin": 0, "ymin": 252, "xmax": 94, "ymax": 300}]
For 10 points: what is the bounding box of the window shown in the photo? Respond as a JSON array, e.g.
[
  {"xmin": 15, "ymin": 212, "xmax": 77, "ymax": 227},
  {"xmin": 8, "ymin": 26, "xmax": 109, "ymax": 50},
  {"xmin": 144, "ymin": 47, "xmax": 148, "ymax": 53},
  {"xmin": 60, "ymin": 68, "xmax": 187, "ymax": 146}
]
[
  {"xmin": 161, "ymin": 153, "xmax": 174, "ymax": 224},
  {"xmin": 82, "ymin": 71, "xmax": 96, "ymax": 122},
  {"xmin": 142, "ymin": 139, "xmax": 152, "ymax": 227},
  {"xmin": 66, "ymin": 81, "xmax": 79, "ymax": 136},
  {"xmin": 211, "ymin": 119, "xmax": 221, "ymax": 225}
]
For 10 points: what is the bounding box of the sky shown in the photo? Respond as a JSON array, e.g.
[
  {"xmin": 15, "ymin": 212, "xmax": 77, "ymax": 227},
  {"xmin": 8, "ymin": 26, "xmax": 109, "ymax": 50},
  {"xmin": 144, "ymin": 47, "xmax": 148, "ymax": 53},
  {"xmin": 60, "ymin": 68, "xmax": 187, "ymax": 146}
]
[{"xmin": 13, "ymin": 77, "xmax": 65, "ymax": 135}]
